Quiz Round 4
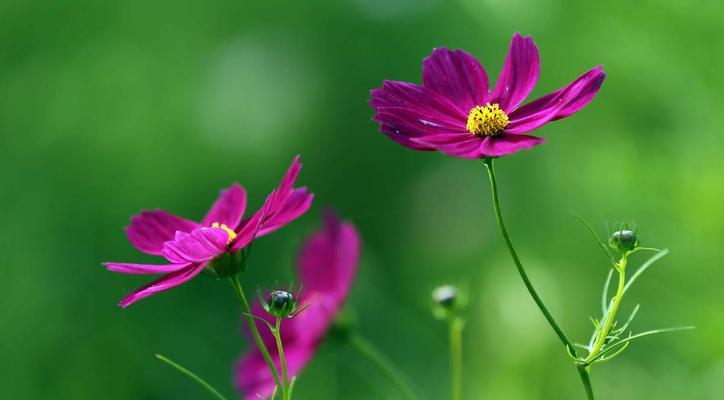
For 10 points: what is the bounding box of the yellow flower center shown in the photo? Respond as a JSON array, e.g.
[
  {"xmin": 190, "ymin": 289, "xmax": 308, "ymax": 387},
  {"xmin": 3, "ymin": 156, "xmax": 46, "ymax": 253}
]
[
  {"xmin": 466, "ymin": 103, "xmax": 509, "ymax": 136},
  {"xmin": 212, "ymin": 222, "xmax": 237, "ymax": 244}
]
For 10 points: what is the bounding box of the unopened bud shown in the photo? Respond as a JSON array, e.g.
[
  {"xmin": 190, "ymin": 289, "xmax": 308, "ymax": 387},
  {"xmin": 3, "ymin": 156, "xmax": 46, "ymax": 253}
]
[
  {"xmin": 609, "ymin": 230, "xmax": 638, "ymax": 252},
  {"xmin": 432, "ymin": 285, "xmax": 458, "ymax": 309},
  {"xmin": 265, "ymin": 290, "xmax": 296, "ymax": 318},
  {"xmin": 432, "ymin": 285, "xmax": 466, "ymax": 320}
]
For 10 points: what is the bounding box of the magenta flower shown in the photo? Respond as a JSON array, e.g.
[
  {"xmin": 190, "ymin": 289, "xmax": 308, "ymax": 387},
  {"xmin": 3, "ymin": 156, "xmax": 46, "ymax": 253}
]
[
  {"xmin": 103, "ymin": 156, "xmax": 314, "ymax": 307},
  {"xmin": 369, "ymin": 33, "xmax": 606, "ymax": 159},
  {"xmin": 235, "ymin": 212, "xmax": 360, "ymax": 399}
]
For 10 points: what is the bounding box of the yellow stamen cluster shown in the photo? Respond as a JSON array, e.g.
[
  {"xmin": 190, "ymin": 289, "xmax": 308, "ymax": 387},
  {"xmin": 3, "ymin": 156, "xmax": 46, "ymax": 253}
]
[
  {"xmin": 212, "ymin": 222, "xmax": 237, "ymax": 243},
  {"xmin": 466, "ymin": 103, "xmax": 509, "ymax": 136}
]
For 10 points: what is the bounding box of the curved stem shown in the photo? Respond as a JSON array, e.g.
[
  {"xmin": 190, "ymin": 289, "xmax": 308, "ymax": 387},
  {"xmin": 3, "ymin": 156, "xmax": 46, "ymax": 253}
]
[
  {"xmin": 229, "ymin": 275, "xmax": 283, "ymax": 393},
  {"xmin": 483, "ymin": 158, "xmax": 575, "ymax": 348},
  {"xmin": 347, "ymin": 334, "xmax": 420, "ymax": 400},
  {"xmin": 155, "ymin": 353, "xmax": 228, "ymax": 400},
  {"xmin": 449, "ymin": 317, "xmax": 464, "ymax": 400},
  {"xmin": 483, "ymin": 158, "xmax": 593, "ymax": 399},
  {"xmin": 274, "ymin": 317, "xmax": 290, "ymax": 400}
]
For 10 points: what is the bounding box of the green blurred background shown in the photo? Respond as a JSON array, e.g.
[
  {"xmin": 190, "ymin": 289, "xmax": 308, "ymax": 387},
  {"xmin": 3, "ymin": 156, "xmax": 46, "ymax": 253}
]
[{"xmin": 1, "ymin": 0, "xmax": 722, "ymax": 398}]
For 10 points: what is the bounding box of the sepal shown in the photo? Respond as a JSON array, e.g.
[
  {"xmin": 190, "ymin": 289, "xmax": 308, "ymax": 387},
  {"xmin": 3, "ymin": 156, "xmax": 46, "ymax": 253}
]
[{"xmin": 207, "ymin": 249, "xmax": 245, "ymax": 279}]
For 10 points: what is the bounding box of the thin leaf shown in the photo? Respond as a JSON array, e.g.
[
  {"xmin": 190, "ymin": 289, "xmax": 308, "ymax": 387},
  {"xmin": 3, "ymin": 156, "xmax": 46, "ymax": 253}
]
[
  {"xmin": 155, "ymin": 354, "xmax": 228, "ymax": 400},
  {"xmin": 606, "ymin": 326, "xmax": 695, "ymax": 349},
  {"xmin": 593, "ymin": 341, "xmax": 630, "ymax": 365},
  {"xmin": 288, "ymin": 376, "xmax": 297, "ymax": 398},
  {"xmin": 623, "ymin": 249, "xmax": 669, "ymax": 295},
  {"xmin": 565, "ymin": 345, "xmax": 581, "ymax": 362},
  {"xmin": 629, "ymin": 247, "xmax": 662, "ymax": 254},
  {"xmin": 240, "ymin": 312, "xmax": 275, "ymax": 332},
  {"xmin": 572, "ymin": 211, "xmax": 615, "ymax": 265},
  {"xmin": 613, "ymin": 304, "xmax": 640, "ymax": 335},
  {"xmin": 587, "ymin": 327, "xmax": 600, "ymax": 350},
  {"xmin": 601, "ymin": 268, "xmax": 614, "ymax": 315}
]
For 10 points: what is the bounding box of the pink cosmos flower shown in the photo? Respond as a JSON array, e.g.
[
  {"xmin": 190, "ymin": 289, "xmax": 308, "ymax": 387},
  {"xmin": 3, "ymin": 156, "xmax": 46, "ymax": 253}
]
[
  {"xmin": 369, "ymin": 33, "xmax": 606, "ymax": 159},
  {"xmin": 235, "ymin": 212, "xmax": 360, "ymax": 399},
  {"xmin": 103, "ymin": 156, "xmax": 313, "ymax": 307}
]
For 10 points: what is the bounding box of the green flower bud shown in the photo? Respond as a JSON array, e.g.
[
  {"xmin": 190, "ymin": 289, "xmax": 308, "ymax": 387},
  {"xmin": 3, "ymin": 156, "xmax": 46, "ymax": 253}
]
[
  {"xmin": 265, "ymin": 290, "xmax": 296, "ymax": 318},
  {"xmin": 432, "ymin": 285, "xmax": 466, "ymax": 320},
  {"xmin": 609, "ymin": 230, "xmax": 639, "ymax": 252},
  {"xmin": 432, "ymin": 285, "xmax": 458, "ymax": 309}
]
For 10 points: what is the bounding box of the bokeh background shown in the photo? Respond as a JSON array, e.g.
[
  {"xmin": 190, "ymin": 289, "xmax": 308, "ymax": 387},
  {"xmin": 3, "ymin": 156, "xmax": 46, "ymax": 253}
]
[{"xmin": 1, "ymin": 0, "xmax": 723, "ymax": 398}]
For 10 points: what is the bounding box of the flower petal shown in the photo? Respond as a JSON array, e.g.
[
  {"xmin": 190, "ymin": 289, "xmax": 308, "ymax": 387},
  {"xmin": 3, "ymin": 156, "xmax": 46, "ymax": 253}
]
[
  {"xmin": 125, "ymin": 210, "xmax": 198, "ymax": 256},
  {"xmin": 162, "ymin": 228, "xmax": 228, "ymax": 263},
  {"xmin": 479, "ymin": 134, "xmax": 546, "ymax": 157},
  {"xmin": 411, "ymin": 133, "xmax": 484, "ymax": 159},
  {"xmin": 254, "ymin": 156, "xmax": 307, "ymax": 225},
  {"xmin": 232, "ymin": 157, "xmax": 313, "ymax": 250},
  {"xmin": 491, "ymin": 33, "xmax": 540, "ymax": 112},
  {"xmin": 298, "ymin": 211, "xmax": 360, "ymax": 305},
  {"xmin": 379, "ymin": 124, "xmax": 435, "ymax": 150},
  {"xmin": 370, "ymin": 81, "xmax": 468, "ymax": 150},
  {"xmin": 374, "ymin": 107, "xmax": 468, "ymax": 138},
  {"xmin": 229, "ymin": 191, "xmax": 273, "ymax": 252},
  {"xmin": 289, "ymin": 293, "xmax": 338, "ymax": 344},
  {"xmin": 118, "ymin": 263, "xmax": 206, "ymax": 307},
  {"xmin": 201, "ymin": 183, "xmax": 247, "ymax": 230},
  {"xmin": 370, "ymin": 81, "xmax": 467, "ymax": 120},
  {"xmin": 102, "ymin": 262, "xmax": 191, "ymax": 275},
  {"xmin": 235, "ymin": 343, "xmax": 316, "ymax": 400},
  {"xmin": 506, "ymin": 66, "xmax": 606, "ymax": 133},
  {"xmin": 259, "ymin": 189, "xmax": 314, "ymax": 237},
  {"xmin": 273, "ymin": 155, "xmax": 303, "ymax": 206},
  {"xmin": 422, "ymin": 47, "xmax": 490, "ymax": 111}
]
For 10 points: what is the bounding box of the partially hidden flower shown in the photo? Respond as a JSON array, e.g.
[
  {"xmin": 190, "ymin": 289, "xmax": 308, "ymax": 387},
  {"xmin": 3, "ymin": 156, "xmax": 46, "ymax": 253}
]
[
  {"xmin": 102, "ymin": 156, "xmax": 313, "ymax": 307},
  {"xmin": 369, "ymin": 33, "xmax": 606, "ymax": 159},
  {"xmin": 235, "ymin": 212, "xmax": 360, "ymax": 399}
]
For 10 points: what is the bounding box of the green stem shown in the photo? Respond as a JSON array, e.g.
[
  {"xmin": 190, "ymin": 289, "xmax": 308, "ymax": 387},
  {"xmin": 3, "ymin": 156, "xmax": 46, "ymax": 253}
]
[
  {"xmin": 483, "ymin": 158, "xmax": 593, "ymax": 399},
  {"xmin": 347, "ymin": 334, "xmax": 420, "ymax": 400},
  {"xmin": 274, "ymin": 317, "xmax": 290, "ymax": 400},
  {"xmin": 229, "ymin": 275, "xmax": 283, "ymax": 393},
  {"xmin": 449, "ymin": 317, "xmax": 464, "ymax": 400},
  {"xmin": 585, "ymin": 255, "xmax": 627, "ymax": 364},
  {"xmin": 577, "ymin": 365, "xmax": 595, "ymax": 400},
  {"xmin": 155, "ymin": 353, "xmax": 228, "ymax": 400}
]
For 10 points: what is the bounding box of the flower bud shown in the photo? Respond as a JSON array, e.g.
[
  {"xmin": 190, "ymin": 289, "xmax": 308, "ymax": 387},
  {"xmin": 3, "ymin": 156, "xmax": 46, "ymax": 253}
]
[
  {"xmin": 265, "ymin": 290, "xmax": 296, "ymax": 318},
  {"xmin": 432, "ymin": 285, "xmax": 458, "ymax": 309},
  {"xmin": 431, "ymin": 285, "xmax": 466, "ymax": 320},
  {"xmin": 609, "ymin": 230, "xmax": 638, "ymax": 252}
]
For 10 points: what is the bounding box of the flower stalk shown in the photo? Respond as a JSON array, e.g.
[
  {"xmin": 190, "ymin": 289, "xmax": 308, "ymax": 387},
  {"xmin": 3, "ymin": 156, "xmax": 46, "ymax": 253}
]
[
  {"xmin": 229, "ymin": 274, "xmax": 284, "ymax": 394},
  {"xmin": 482, "ymin": 157, "xmax": 594, "ymax": 399},
  {"xmin": 431, "ymin": 285, "xmax": 466, "ymax": 400},
  {"xmin": 273, "ymin": 316, "xmax": 291, "ymax": 400},
  {"xmin": 449, "ymin": 317, "xmax": 464, "ymax": 400}
]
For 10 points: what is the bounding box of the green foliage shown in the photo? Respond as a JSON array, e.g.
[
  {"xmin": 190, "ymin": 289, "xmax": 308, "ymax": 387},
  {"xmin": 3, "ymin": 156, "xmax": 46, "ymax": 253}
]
[
  {"xmin": 573, "ymin": 239, "xmax": 693, "ymax": 369},
  {"xmin": 1, "ymin": 1, "xmax": 722, "ymax": 399}
]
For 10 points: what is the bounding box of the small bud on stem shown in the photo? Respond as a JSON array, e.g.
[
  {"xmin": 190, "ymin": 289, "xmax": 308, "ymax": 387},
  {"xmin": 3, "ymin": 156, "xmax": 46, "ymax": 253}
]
[
  {"xmin": 432, "ymin": 285, "xmax": 467, "ymax": 320},
  {"xmin": 609, "ymin": 230, "xmax": 639, "ymax": 252},
  {"xmin": 265, "ymin": 290, "xmax": 296, "ymax": 318}
]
